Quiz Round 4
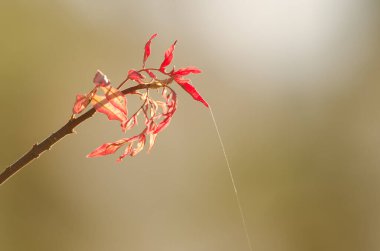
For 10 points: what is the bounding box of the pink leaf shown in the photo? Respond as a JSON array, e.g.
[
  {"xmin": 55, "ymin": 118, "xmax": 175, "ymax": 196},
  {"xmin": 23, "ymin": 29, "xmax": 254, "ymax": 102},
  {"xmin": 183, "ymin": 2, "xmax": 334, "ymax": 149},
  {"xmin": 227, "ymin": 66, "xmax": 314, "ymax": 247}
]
[
  {"xmin": 117, "ymin": 134, "xmax": 146, "ymax": 161},
  {"xmin": 174, "ymin": 78, "xmax": 208, "ymax": 107},
  {"xmin": 154, "ymin": 116, "xmax": 172, "ymax": 134},
  {"xmin": 160, "ymin": 40, "xmax": 177, "ymax": 72},
  {"xmin": 145, "ymin": 119, "xmax": 156, "ymax": 134},
  {"xmin": 148, "ymin": 133, "xmax": 158, "ymax": 152},
  {"xmin": 146, "ymin": 69, "xmax": 156, "ymax": 79},
  {"xmin": 93, "ymin": 70, "xmax": 110, "ymax": 87},
  {"xmin": 131, "ymin": 135, "xmax": 146, "ymax": 156},
  {"xmin": 101, "ymin": 85, "xmax": 127, "ymax": 116},
  {"xmin": 123, "ymin": 113, "xmax": 139, "ymax": 131},
  {"xmin": 143, "ymin": 33, "xmax": 157, "ymax": 68},
  {"xmin": 87, "ymin": 140, "xmax": 125, "ymax": 158},
  {"xmin": 72, "ymin": 88, "xmax": 97, "ymax": 114},
  {"xmin": 91, "ymin": 93, "xmax": 128, "ymax": 129},
  {"xmin": 117, "ymin": 144, "xmax": 134, "ymax": 162},
  {"xmin": 173, "ymin": 67, "xmax": 202, "ymax": 76},
  {"xmin": 128, "ymin": 69, "xmax": 145, "ymax": 84},
  {"xmin": 72, "ymin": 94, "xmax": 90, "ymax": 114}
]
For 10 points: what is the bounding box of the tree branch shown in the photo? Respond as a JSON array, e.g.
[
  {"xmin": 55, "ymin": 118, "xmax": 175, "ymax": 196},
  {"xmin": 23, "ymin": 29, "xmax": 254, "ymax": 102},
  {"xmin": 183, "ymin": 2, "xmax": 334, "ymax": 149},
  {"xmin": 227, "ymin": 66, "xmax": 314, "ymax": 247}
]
[{"xmin": 0, "ymin": 83, "xmax": 158, "ymax": 185}]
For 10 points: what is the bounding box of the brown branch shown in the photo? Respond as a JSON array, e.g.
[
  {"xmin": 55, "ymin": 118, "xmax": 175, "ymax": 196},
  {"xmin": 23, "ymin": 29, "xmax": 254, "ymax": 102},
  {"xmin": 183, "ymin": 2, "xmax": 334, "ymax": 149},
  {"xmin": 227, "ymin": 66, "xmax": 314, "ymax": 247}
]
[{"xmin": 0, "ymin": 83, "xmax": 158, "ymax": 185}]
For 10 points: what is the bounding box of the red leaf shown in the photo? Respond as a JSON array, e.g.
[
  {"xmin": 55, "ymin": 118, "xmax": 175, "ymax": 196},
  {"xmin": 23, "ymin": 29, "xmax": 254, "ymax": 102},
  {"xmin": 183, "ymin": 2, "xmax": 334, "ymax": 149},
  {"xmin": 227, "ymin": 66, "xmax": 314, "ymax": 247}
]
[
  {"xmin": 154, "ymin": 116, "xmax": 172, "ymax": 134},
  {"xmin": 160, "ymin": 40, "xmax": 177, "ymax": 72},
  {"xmin": 153, "ymin": 90, "xmax": 177, "ymax": 134},
  {"xmin": 72, "ymin": 94, "xmax": 90, "ymax": 114},
  {"xmin": 172, "ymin": 67, "xmax": 202, "ymax": 76},
  {"xmin": 123, "ymin": 112, "xmax": 139, "ymax": 131},
  {"xmin": 87, "ymin": 140, "xmax": 125, "ymax": 158},
  {"xmin": 117, "ymin": 144, "xmax": 134, "ymax": 162},
  {"xmin": 91, "ymin": 92, "xmax": 128, "ymax": 130},
  {"xmin": 72, "ymin": 88, "xmax": 97, "ymax": 114},
  {"xmin": 116, "ymin": 134, "xmax": 145, "ymax": 161},
  {"xmin": 131, "ymin": 135, "xmax": 146, "ymax": 156},
  {"xmin": 128, "ymin": 69, "xmax": 145, "ymax": 84},
  {"xmin": 146, "ymin": 69, "xmax": 156, "ymax": 79},
  {"xmin": 143, "ymin": 33, "xmax": 157, "ymax": 68},
  {"xmin": 174, "ymin": 78, "xmax": 209, "ymax": 107},
  {"xmin": 101, "ymin": 85, "xmax": 127, "ymax": 116},
  {"xmin": 93, "ymin": 70, "xmax": 110, "ymax": 87}
]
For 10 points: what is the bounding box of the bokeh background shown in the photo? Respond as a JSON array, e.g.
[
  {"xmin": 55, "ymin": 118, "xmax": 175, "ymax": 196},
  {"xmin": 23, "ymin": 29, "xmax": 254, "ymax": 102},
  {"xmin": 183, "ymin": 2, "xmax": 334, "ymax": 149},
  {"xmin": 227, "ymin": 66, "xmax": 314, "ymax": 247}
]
[{"xmin": 1, "ymin": 0, "xmax": 380, "ymax": 250}]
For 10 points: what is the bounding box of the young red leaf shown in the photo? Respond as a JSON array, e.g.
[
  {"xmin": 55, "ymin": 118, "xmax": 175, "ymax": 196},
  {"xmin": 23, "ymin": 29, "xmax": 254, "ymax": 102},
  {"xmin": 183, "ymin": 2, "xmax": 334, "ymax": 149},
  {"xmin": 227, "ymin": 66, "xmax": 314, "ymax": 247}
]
[
  {"xmin": 153, "ymin": 90, "xmax": 177, "ymax": 134},
  {"xmin": 154, "ymin": 116, "xmax": 173, "ymax": 134},
  {"xmin": 143, "ymin": 33, "xmax": 157, "ymax": 68},
  {"xmin": 160, "ymin": 40, "xmax": 177, "ymax": 72},
  {"xmin": 93, "ymin": 70, "xmax": 110, "ymax": 87},
  {"xmin": 123, "ymin": 112, "xmax": 140, "ymax": 131},
  {"xmin": 87, "ymin": 140, "xmax": 125, "ymax": 158},
  {"xmin": 146, "ymin": 69, "xmax": 156, "ymax": 79},
  {"xmin": 72, "ymin": 94, "xmax": 90, "ymax": 114},
  {"xmin": 116, "ymin": 134, "xmax": 145, "ymax": 161},
  {"xmin": 131, "ymin": 135, "xmax": 146, "ymax": 157},
  {"xmin": 72, "ymin": 88, "xmax": 98, "ymax": 114},
  {"xmin": 117, "ymin": 144, "xmax": 134, "ymax": 162},
  {"xmin": 91, "ymin": 93, "xmax": 128, "ymax": 130},
  {"xmin": 101, "ymin": 85, "xmax": 128, "ymax": 116},
  {"xmin": 172, "ymin": 67, "xmax": 202, "ymax": 76},
  {"xmin": 128, "ymin": 69, "xmax": 145, "ymax": 84},
  {"xmin": 174, "ymin": 78, "xmax": 208, "ymax": 107}
]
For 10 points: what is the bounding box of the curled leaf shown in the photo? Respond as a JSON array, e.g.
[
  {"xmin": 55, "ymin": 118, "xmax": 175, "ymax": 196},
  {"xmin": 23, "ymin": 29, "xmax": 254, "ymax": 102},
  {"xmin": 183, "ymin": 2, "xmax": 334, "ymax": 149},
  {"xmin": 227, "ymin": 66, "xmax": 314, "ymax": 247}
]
[
  {"xmin": 93, "ymin": 70, "xmax": 110, "ymax": 87},
  {"xmin": 128, "ymin": 69, "xmax": 145, "ymax": 84},
  {"xmin": 72, "ymin": 88, "xmax": 97, "ymax": 114},
  {"xmin": 72, "ymin": 94, "xmax": 90, "ymax": 114},
  {"xmin": 154, "ymin": 116, "xmax": 172, "ymax": 134}
]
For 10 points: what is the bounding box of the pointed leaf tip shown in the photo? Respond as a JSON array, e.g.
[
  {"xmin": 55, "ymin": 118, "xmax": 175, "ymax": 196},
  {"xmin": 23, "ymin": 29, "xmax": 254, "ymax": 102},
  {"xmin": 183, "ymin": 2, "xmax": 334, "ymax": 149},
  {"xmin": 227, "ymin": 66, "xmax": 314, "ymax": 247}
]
[
  {"xmin": 173, "ymin": 67, "xmax": 202, "ymax": 76},
  {"xmin": 143, "ymin": 33, "xmax": 158, "ymax": 68},
  {"xmin": 174, "ymin": 78, "xmax": 208, "ymax": 107},
  {"xmin": 160, "ymin": 40, "xmax": 177, "ymax": 72},
  {"xmin": 87, "ymin": 142, "xmax": 123, "ymax": 158}
]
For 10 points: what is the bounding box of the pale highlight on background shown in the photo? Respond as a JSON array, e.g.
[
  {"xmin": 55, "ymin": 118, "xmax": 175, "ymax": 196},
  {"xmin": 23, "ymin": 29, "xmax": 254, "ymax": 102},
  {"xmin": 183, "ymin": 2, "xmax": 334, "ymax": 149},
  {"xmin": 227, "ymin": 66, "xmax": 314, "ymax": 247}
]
[{"xmin": 1, "ymin": 0, "xmax": 380, "ymax": 250}]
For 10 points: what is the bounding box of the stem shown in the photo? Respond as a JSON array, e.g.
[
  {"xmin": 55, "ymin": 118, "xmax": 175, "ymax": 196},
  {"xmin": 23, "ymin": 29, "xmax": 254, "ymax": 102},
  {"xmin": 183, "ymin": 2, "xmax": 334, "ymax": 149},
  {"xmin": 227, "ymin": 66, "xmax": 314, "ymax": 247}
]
[{"xmin": 0, "ymin": 83, "xmax": 159, "ymax": 185}]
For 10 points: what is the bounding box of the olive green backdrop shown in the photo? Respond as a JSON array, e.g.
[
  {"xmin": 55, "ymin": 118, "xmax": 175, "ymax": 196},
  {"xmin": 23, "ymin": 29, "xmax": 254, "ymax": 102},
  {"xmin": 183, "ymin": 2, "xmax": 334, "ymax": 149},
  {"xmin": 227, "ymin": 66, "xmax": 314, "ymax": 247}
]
[{"xmin": 1, "ymin": 0, "xmax": 380, "ymax": 250}]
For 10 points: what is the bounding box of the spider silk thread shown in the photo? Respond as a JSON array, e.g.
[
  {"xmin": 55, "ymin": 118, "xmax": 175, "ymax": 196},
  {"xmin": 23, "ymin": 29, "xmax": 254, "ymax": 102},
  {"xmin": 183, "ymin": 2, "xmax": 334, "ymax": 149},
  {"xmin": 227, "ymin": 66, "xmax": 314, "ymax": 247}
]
[{"xmin": 208, "ymin": 106, "xmax": 253, "ymax": 251}]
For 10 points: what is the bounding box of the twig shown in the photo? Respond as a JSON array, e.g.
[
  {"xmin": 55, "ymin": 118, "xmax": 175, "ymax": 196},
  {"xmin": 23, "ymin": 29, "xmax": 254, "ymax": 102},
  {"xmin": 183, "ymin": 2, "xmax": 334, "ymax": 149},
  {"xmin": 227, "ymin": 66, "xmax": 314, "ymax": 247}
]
[{"xmin": 0, "ymin": 83, "xmax": 158, "ymax": 185}]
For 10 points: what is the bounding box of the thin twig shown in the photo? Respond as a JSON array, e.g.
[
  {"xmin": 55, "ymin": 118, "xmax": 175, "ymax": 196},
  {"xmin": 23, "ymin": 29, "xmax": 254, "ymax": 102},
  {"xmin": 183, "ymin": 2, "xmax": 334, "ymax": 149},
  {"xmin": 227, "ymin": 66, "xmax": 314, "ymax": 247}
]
[{"xmin": 0, "ymin": 83, "xmax": 158, "ymax": 185}]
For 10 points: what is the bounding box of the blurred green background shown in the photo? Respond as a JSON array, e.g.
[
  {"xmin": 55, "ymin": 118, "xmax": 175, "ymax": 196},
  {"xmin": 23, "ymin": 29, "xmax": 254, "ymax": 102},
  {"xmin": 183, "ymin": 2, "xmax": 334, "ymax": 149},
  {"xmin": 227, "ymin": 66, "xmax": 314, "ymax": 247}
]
[{"xmin": 1, "ymin": 0, "xmax": 380, "ymax": 250}]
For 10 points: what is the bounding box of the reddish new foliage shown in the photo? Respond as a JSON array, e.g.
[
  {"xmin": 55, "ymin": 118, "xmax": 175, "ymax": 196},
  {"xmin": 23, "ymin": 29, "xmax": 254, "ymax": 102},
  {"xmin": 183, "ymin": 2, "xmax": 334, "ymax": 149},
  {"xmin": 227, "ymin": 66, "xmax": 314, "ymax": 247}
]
[
  {"xmin": 72, "ymin": 34, "xmax": 208, "ymax": 162},
  {"xmin": 174, "ymin": 77, "xmax": 208, "ymax": 108},
  {"xmin": 143, "ymin": 33, "xmax": 157, "ymax": 68},
  {"xmin": 128, "ymin": 69, "xmax": 145, "ymax": 84},
  {"xmin": 160, "ymin": 40, "xmax": 177, "ymax": 72},
  {"xmin": 173, "ymin": 67, "xmax": 202, "ymax": 76}
]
